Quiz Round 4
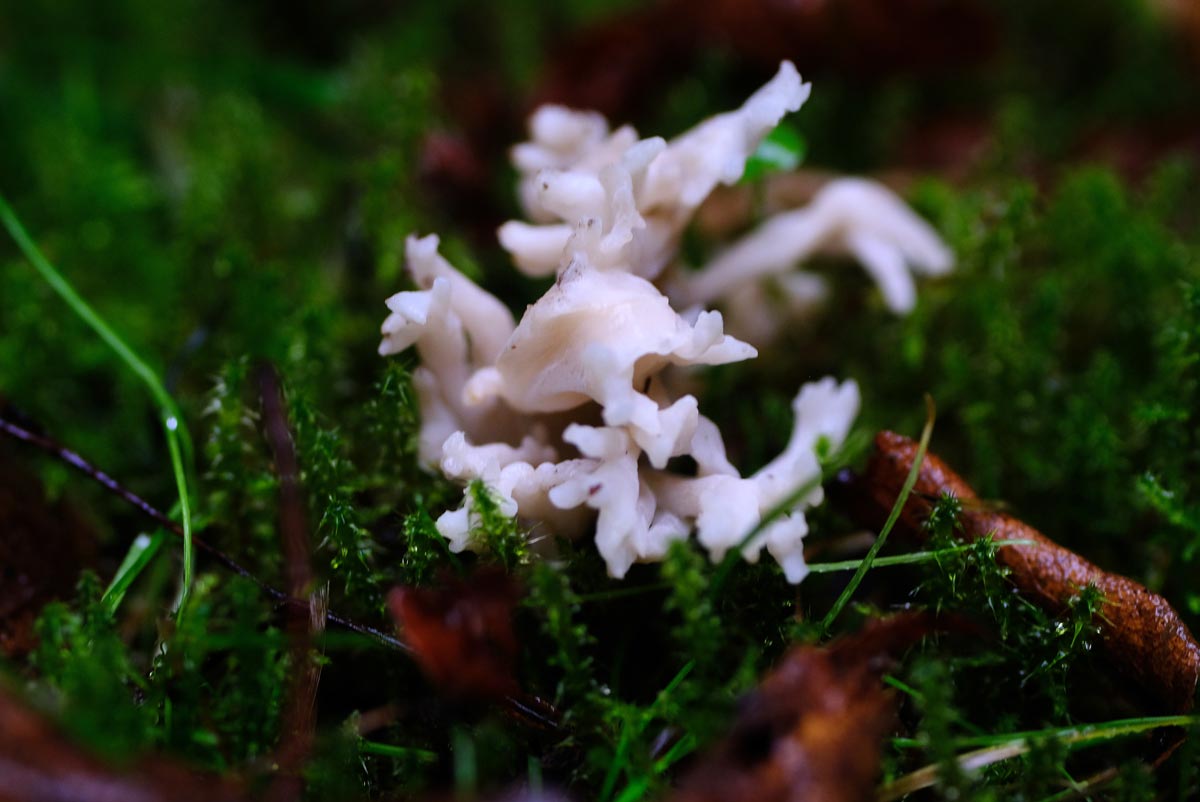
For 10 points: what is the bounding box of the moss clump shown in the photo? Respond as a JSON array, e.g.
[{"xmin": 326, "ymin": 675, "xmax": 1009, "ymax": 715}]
[{"xmin": 3, "ymin": 1, "xmax": 1200, "ymax": 800}]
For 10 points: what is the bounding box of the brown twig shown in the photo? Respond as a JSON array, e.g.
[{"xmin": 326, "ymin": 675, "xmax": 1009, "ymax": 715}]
[
  {"xmin": 846, "ymin": 430, "xmax": 1200, "ymax": 714},
  {"xmin": 256, "ymin": 363, "xmax": 321, "ymax": 802}
]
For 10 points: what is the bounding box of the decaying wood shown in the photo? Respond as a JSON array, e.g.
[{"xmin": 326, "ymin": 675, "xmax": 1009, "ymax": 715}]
[
  {"xmin": 850, "ymin": 430, "xmax": 1200, "ymax": 714},
  {"xmin": 669, "ymin": 612, "xmax": 936, "ymax": 802},
  {"xmin": 0, "ymin": 685, "xmax": 245, "ymax": 802}
]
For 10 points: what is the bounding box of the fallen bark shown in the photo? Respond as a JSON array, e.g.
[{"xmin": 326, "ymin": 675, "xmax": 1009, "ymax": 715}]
[{"xmin": 847, "ymin": 430, "xmax": 1200, "ymax": 714}]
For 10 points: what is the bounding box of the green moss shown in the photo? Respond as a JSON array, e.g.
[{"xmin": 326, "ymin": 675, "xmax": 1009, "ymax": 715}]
[
  {"xmin": 4, "ymin": 1, "xmax": 1200, "ymax": 799},
  {"xmin": 913, "ymin": 494, "xmax": 1104, "ymax": 726},
  {"xmin": 148, "ymin": 576, "xmax": 289, "ymax": 769},
  {"xmin": 289, "ymin": 391, "xmax": 379, "ymax": 603},
  {"xmin": 468, "ymin": 480, "xmax": 530, "ymax": 573},
  {"xmin": 33, "ymin": 574, "xmax": 156, "ymax": 762},
  {"xmin": 526, "ymin": 558, "xmax": 600, "ymax": 713}
]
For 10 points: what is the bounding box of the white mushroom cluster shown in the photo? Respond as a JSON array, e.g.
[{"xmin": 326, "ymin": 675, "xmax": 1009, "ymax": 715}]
[{"xmin": 380, "ymin": 62, "xmax": 951, "ymax": 582}]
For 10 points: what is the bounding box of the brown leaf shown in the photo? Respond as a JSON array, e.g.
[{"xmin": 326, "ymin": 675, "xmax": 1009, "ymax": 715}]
[
  {"xmin": 1151, "ymin": 0, "xmax": 1200, "ymax": 65},
  {"xmin": 388, "ymin": 568, "xmax": 522, "ymax": 700},
  {"xmin": 847, "ymin": 430, "xmax": 1200, "ymax": 714},
  {"xmin": 0, "ymin": 684, "xmax": 244, "ymax": 802},
  {"xmin": 669, "ymin": 612, "xmax": 936, "ymax": 802}
]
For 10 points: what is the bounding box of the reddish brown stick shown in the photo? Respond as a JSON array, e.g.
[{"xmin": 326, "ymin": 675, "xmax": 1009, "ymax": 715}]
[
  {"xmin": 853, "ymin": 430, "xmax": 1200, "ymax": 713},
  {"xmin": 257, "ymin": 364, "xmax": 320, "ymax": 802}
]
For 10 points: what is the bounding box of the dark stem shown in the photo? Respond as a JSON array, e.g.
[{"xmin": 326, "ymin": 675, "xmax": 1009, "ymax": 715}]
[
  {"xmin": 0, "ymin": 408, "xmax": 562, "ymax": 732},
  {"xmin": 0, "ymin": 410, "xmax": 398, "ymax": 641},
  {"xmin": 256, "ymin": 363, "xmax": 318, "ymax": 802}
]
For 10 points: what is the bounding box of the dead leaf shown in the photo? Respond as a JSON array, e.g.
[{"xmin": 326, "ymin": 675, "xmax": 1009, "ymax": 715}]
[
  {"xmin": 669, "ymin": 612, "xmax": 935, "ymax": 802},
  {"xmin": 388, "ymin": 568, "xmax": 522, "ymax": 700},
  {"xmin": 0, "ymin": 684, "xmax": 244, "ymax": 802}
]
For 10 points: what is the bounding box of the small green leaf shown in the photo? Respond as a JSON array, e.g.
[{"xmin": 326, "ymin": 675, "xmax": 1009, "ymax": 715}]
[{"xmin": 741, "ymin": 123, "xmax": 806, "ymax": 183}]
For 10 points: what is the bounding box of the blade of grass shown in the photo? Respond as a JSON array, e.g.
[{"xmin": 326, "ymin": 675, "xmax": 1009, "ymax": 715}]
[
  {"xmin": 527, "ymin": 756, "xmax": 544, "ymax": 795},
  {"xmin": 820, "ymin": 396, "xmax": 936, "ymax": 635},
  {"xmin": 0, "ymin": 194, "xmax": 196, "ymax": 615},
  {"xmin": 653, "ymin": 732, "xmax": 697, "ymax": 773},
  {"xmin": 1035, "ymin": 767, "xmax": 1120, "ymax": 802},
  {"xmin": 453, "ymin": 728, "xmax": 478, "ymax": 797},
  {"xmin": 357, "ymin": 739, "xmax": 438, "ymax": 763},
  {"xmin": 612, "ymin": 778, "xmax": 652, "ymax": 802},
  {"xmin": 805, "ymin": 539, "xmax": 1034, "ymax": 574},
  {"xmin": 879, "ymin": 714, "xmax": 1199, "ymax": 801},
  {"xmin": 598, "ymin": 719, "xmax": 637, "ymax": 802},
  {"xmin": 102, "ymin": 530, "xmax": 167, "ymax": 614},
  {"xmin": 899, "ymin": 714, "xmax": 1200, "ymax": 751},
  {"xmin": 600, "ymin": 662, "xmax": 696, "ymax": 802}
]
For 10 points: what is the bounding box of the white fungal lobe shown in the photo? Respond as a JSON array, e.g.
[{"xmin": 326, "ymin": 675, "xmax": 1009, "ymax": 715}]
[
  {"xmin": 671, "ymin": 178, "xmax": 954, "ymax": 316},
  {"xmin": 379, "ymin": 62, "xmax": 951, "ymax": 581}
]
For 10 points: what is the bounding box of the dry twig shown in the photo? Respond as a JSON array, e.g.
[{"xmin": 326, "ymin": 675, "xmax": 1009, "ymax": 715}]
[{"xmin": 848, "ymin": 430, "xmax": 1200, "ymax": 714}]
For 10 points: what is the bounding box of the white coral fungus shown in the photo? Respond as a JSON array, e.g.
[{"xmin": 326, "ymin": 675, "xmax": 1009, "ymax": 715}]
[{"xmin": 379, "ymin": 62, "xmax": 951, "ymax": 582}]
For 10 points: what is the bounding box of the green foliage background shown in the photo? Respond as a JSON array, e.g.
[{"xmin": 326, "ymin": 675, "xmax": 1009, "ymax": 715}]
[{"xmin": 2, "ymin": 0, "xmax": 1199, "ymax": 799}]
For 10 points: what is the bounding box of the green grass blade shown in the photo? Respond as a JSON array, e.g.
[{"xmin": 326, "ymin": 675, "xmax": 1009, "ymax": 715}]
[
  {"xmin": 102, "ymin": 530, "xmax": 167, "ymax": 615},
  {"xmin": 357, "ymin": 740, "xmax": 438, "ymax": 762},
  {"xmin": 820, "ymin": 396, "xmax": 936, "ymax": 635},
  {"xmin": 452, "ymin": 728, "xmax": 478, "ymax": 796},
  {"xmin": 805, "ymin": 540, "xmax": 1034, "ymax": 574},
  {"xmin": 0, "ymin": 194, "xmax": 196, "ymax": 615},
  {"xmin": 882, "ymin": 714, "xmax": 1200, "ymax": 801},
  {"xmin": 612, "ymin": 778, "xmax": 652, "ymax": 802}
]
